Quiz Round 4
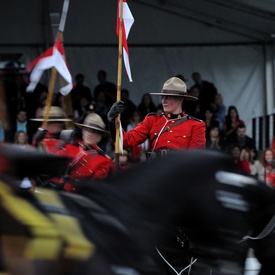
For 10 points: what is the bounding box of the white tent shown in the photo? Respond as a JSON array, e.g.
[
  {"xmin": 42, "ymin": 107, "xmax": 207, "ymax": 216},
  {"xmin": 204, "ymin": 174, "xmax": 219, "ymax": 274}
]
[{"xmin": 1, "ymin": 0, "xmax": 275, "ymax": 138}]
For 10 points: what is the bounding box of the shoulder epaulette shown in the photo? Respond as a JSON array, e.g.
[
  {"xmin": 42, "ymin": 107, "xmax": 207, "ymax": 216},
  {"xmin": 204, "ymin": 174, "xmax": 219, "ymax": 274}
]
[
  {"xmin": 187, "ymin": 115, "xmax": 204, "ymax": 122},
  {"xmin": 147, "ymin": 112, "xmax": 162, "ymax": 117}
]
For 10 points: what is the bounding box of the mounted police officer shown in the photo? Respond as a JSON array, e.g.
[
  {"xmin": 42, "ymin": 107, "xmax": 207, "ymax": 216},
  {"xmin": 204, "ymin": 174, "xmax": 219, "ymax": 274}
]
[
  {"xmin": 55, "ymin": 113, "xmax": 114, "ymax": 192},
  {"xmin": 107, "ymin": 77, "xmax": 206, "ymax": 159},
  {"xmin": 30, "ymin": 106, "xmax": 72, "ymax": 153}
]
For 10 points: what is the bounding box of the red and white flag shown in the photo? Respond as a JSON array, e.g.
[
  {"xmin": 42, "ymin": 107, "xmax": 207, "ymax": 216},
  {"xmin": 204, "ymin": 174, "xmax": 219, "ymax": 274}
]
[
  {"xmin": 117, "ymin": 0, "xmax": 134, "ymax": 82},
  {"xmin": 26, "ymin": 37, "xmax": 73, "ymax": 95}
]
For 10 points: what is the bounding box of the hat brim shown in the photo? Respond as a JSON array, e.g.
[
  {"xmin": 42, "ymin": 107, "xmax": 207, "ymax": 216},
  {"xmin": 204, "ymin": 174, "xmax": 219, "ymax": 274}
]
[
  {"xmin": 30, "ymin": 118, "xmax": 72, "ymax": 122},
  {"xmin": 74, "ymin": 123, "xmax": 110, "ymax": 135},
  {"xmin": 150, "ymin": 92, "xmax": 198, "ymax": 101}
]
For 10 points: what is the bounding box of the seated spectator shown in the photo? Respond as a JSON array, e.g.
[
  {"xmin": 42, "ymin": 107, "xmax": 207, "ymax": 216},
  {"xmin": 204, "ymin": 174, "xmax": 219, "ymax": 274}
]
[
  {"xmin": 93, "ymin": 70, "xmax": 117, "ymax": 108},
  {"xmin": 213, "ymin": 93, "xmax": 226, "ymax": 132},
  {"xmin": 223, "ymin": 105, "xmax": 245, "ymax": 142},
  {"xmin": 74, "ymin": 100, "xmax": 95, "ymax": 124},
  {"xmin": 126, "ymin": 110, "xmax": 149, "ymax": 162},
  {"xmin": 190, "ymin": 72, "xmax": 217, "ymax": 114},
  {"xmin": 14, "ymin": 130, "xmax": 33, "ymax": 149},
  {"xmin": 0, "ymin": 120, "xmax": 4, "ymax": 142},
  {"xmin": 73, "ymin": 97, "xmax": 89, "ymax": 120},
  {"xmin": 229, "ymin": 144, "xmax": 251, "ymax": 174},
  {"xmin": 203, "ymin": 106, "xmax": 219, "ymax": 137},
  {"xmin": 229, "ymin": 124, "xmax": 257, "ymax": 159},
  {"xmin": 15, "ymin": 109, "xmax": 28, "ymax": 133},
  {"xmin": 120, "ymin": 89, "xmax": 136, "ymax": 130},
  {"xmin": 35, "ymin": 91, "xmax": 48, "ymax": 118},
  {"xmin": 255, "ymin": 148, "xmax": 275, "ymax": 187},
  {"xmin": 183, "ymin": 86, "xmax": 203, "ymax": 119},
  {"xmin": 137, "ymin": 93, "xmax": 156, "ymax": 120},
  {"xmin": 241, "ymin": 147, "xmax": 259, "ymax": 177},
  {"xmin": 93, "ymin": 91, "xmax": 109, "ymax": 125},
  {"xmin": 206, "ymin": 125, "xmax": 225, "ymax": 151},
  {"xmin": 71, "ymin": 73, "xmax": 93, "ymax": 113}
]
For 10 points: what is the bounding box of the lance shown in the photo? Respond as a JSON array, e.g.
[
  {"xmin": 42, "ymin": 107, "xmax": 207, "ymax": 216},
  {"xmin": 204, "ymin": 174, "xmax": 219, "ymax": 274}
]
[
  {"xmin": 42, "ymin": 0, "xmax": 70, "ymax": 129},
  {"xmin": 114, "ymin": 0, "xmax": 124, "ymax": 172}
]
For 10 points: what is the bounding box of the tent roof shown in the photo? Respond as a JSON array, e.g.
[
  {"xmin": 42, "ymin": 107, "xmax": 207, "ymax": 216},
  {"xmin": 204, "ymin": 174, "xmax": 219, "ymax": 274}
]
[{"xmin": 1, "ymin": 0, "xmax": 275, "ymax": 47}]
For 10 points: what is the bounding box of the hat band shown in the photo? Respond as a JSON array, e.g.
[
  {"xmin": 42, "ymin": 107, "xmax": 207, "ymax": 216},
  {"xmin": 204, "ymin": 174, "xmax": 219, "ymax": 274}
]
[
  {"xmin": 162, "ymin": 89, "xmax": 186, "ymax": 95},
  {"xmin": 39, "ymin": 116, "xmax": 66, "ymax": 119},
  {"xmin": 83, "ymin": 122, "xmax": 105, "ymax": 131}
]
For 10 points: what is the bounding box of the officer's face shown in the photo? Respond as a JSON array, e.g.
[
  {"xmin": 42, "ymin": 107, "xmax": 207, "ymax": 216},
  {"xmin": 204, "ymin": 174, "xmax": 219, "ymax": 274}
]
[
  {"xmin": 161, "ymin": 96, "xmax": 183, "ymax": 114},
  {"xmin": 46, "ymin": 122, "xmax": 64, "ymax": 134},
  {"xmin": 82, "ymin": 128, "xmax": 102, "ymax": 146}
]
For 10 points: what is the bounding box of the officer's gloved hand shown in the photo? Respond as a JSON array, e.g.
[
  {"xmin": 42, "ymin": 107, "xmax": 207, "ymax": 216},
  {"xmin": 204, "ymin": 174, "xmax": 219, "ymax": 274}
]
[
  {"xmin": 107, "ymin": 100, "xmax": 125, "ymax": 122},
  {"xmin": 34, "ymin": 128, "xmax": 47, "ymax": 148}
]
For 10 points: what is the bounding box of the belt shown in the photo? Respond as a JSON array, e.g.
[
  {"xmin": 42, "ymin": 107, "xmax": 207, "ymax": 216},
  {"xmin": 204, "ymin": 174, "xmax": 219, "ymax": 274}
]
[{"xmin": 146, "ymin": 149, "xmax": 170, "ymax": 161}]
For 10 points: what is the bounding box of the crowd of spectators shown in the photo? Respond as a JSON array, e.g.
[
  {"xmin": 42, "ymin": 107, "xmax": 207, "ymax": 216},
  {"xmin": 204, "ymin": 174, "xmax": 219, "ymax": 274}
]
[{"xmin": 1, "ymin": 68, "xmax": 275, "ymax": 188}]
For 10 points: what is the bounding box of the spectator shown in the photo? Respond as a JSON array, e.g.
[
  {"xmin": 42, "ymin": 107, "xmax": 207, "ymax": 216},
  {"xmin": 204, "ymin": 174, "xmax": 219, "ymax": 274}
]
[
  {"xmin": 190, "ymin": 72, "xmax": 217, "ymax": 113},
  {"xmin": 137, "ymin": 93, "xmax": 156, "ymax": 120},
  {"xmin": 183, "ymin": 86, "xmax": 203, "ymax": 119},
  {"xmin": 93, "ymin": 70, "xmax": 117, "ymax": 108},
  {"xmin": 93, "ymin": 91, "xmax": 109, "ymax": 125},
  {"xmin": 35, "ymin": 91, "xmax": 48, "ymax": 118},
  {"xmin": 206, "ymin": 125, "xmax": 225, "ymax": 151},
  {"xmin": 120, "ymin": 89, "xmax": 136, "ymax": 130},
  {"xmin": 241, "ymin": 147, "xmax": 259, "ymax": 177},
  {"xmin": 255, "ymin": 148, "xmax": 275, "ymax": 187},
  {"xmin": 229, "ymin": 144, "xmax": 251, "ymax": 174},
  {"xmin": 202, "ymin": 106, "xmax": 219, "ymax": 137},
  {"xmin": 126, "ymin": 110, "xmax": 149, "ymax": 162},
  {"xmin": 230, "ymin": 124, "xmax": 257, "ymax": 158},
  {"xmin": 74, "ymin": 100, "xmax": 95, "ymax": 124},
  {"xmin": 223, "ymin": 105, "xmax": 245, "ymax": 143},
  {"xmin": 71, "ymin": 73, "xmax": 93, "ymax": 115},
  {"xmin": 14, "ymin": 130, "xmax": 33, "ymax": 149},
  {"xmin": 0, "ymin": 120, "xmax": 4, "ymax": 142},
  {"xmin": 15, "ymin": 109, "xmax": 28, "ymax": 133},
  {"xmin": 213, "ymin": 93, "xmax": 227, "ymax": 132}
]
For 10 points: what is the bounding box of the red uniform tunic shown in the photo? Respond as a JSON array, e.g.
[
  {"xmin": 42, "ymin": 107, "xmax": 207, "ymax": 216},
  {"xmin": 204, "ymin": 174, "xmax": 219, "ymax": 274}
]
[
  {"xmin": 55, "ymin": 142, "xmax": 114, "ymax": 192},
  {"xmin": 123, "ymin": 113, "xmax": 206, "ymax": 150},
  {"xmin": 32, "ymin": 131, "xmax": 63, "ymax": 153}
]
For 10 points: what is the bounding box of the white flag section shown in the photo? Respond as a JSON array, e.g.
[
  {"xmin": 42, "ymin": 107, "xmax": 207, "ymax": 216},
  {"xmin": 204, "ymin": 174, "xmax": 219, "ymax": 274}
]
[
  {"xmin": 26, "ymin": 37, "xmax": 73, "ymax": 95},
  {"xmin": 119, "ymin": 121, "xmax": 124, "ymax": 154},
  {"xmin": 117, "ymin": 0, "xmax": 134, "ymax": 82}
]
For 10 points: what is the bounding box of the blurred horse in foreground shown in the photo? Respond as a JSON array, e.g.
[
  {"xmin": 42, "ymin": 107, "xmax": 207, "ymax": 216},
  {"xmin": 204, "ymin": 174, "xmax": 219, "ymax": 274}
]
[{"xmin": 0, "ymin": 144, "xmax": 275, "ymax": 275}]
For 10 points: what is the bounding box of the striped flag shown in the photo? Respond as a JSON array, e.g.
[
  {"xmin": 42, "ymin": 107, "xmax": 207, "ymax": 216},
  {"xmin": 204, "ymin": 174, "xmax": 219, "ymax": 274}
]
[
  {"xmin": 117, "ymin": 0, "xmax": 134, "ymax": 82},
  {"xmin": 26, "ymin": 37, "xmax": 73, "ymax": 95}
]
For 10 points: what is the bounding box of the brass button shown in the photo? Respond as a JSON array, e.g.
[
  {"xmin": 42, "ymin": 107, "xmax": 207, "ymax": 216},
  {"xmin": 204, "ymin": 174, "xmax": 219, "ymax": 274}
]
[
  {"xmin": 183, "ymin": 135, "xmax": 186, "ymax": 138},
  {"xmin": 167, "ymin": 140, "xmax": 170, "ymax": 143},
  {"xmin": 170, "ymin": 130, "xmax": 173, "ymax": 133}
]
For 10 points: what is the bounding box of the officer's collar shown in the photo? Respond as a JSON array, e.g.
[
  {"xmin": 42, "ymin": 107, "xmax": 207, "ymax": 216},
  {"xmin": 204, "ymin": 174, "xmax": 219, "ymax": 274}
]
[{"xmin": 166, "ymin": 113, "xmax": 184, "ymax": 119}]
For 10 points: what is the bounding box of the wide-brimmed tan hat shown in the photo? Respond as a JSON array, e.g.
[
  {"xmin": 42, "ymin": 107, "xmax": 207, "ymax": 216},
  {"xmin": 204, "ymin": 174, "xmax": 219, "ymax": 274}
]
[
  {"xmin": 30, "ymin": 106, "xmax": 72, "ymax": 122},
  {"xmin": 75, "ymin": 113, "xmax": 109, "ymax": 134},
  {"xmin": 150, "ymin": 77, "xmax": 198, "ymax": 101}
]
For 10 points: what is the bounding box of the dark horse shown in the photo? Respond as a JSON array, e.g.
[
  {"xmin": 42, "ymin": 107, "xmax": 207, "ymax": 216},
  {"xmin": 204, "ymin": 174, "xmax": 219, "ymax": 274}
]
[{"xmin": 0, "ymin": 144, "xmax": 275, "ymax": 274}]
